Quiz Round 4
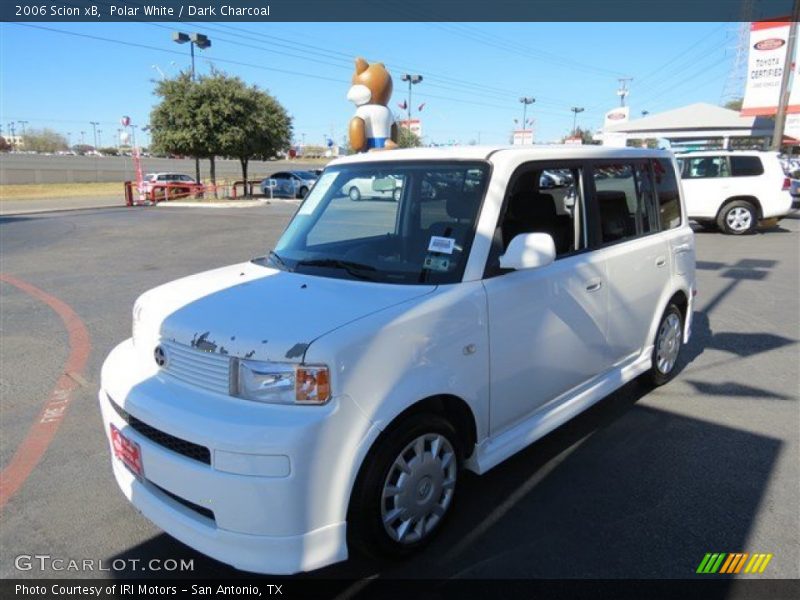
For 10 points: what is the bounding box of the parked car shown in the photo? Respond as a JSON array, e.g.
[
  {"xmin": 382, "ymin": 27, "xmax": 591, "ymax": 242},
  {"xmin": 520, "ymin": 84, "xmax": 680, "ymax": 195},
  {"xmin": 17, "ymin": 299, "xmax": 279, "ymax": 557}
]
[
  {"xmin": 99, "ymin": 146, "xmax": 695, "ymax": 575},
  {"xmin": 141, "ymin": 173, "xmax": 204, "ymax": 200},
  {"xmin": 341, "ymin": 175, "xmax": 402, "ymax": 201},
  {"xmin": 261, "ymin": 171, "xmax": 317, "ymax": 198},
  {"xmin": 675, "ymin": 151, "xmax": 794, "ymax": 234}
]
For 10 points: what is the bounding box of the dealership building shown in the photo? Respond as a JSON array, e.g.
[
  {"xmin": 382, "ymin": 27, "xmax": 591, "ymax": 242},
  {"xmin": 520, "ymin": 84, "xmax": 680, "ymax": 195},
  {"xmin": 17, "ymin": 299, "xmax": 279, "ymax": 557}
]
[{"xmin": 598, "ymin": 102, "xmax": 780, "ymax": 150}]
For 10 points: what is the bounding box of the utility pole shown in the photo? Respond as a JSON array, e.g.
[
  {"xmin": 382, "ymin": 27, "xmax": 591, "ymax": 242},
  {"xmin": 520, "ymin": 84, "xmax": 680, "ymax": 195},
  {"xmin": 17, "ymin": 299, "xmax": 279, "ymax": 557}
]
[
  {"xmin": 617, "ymin": 78, "xmax": 633, "ymax": 107},
  {"xmin": 17, "ymin": 120, "xmax": 28, "ymax": 150},
  {"xmin": 570, "ymin": 107, "xmax": 584, "ymax": 135},
  {"xmin": 173, "ymin": 32, "xmax": 211, "ymax": 183},
  {"xmin": 771, "ymin": 0, "xmax": 800, "ymax": 151},
  {"xmin": 519, "ymin": 97, "xmax": 535, "ymax": 144}
]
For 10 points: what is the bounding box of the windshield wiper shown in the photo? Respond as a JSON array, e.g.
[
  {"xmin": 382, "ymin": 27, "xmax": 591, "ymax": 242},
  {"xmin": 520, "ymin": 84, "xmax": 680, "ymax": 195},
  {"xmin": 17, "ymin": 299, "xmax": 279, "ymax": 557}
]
[
  {"xmin": 294, "ymin": 258, "xmax": 377, "ymax": 280},
  {"xmin": 267, "ymin": 250, "xmax": 289, "ymax": 270}
]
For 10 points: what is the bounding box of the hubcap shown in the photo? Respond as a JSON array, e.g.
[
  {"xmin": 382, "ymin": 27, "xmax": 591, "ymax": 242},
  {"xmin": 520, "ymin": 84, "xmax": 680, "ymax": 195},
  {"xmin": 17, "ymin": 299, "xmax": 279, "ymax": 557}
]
[
  {"xmin": 656, "ymin": 313, "xmax": 682, "ymax": 374},
  {"xmin": 725, "ymin": 207, "xmax": 752, "ymax": 232},
  {"xmin": 381, "ymin": 433, "xmax": 457, "ymax": 544}
]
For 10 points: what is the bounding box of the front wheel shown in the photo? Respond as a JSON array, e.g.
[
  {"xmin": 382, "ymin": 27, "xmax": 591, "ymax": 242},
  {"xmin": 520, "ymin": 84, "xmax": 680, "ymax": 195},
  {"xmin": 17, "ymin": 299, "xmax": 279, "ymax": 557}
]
[
  {"xmin": 349, "ymin": 186, "xmax": 361, "ymax": 201},
  {"xmin": 348, "ymin": 413, "xmax": 460, "ymax": 559},
  {"xmin": 298, "ymin": 186, "xmax": 309, "ymax": 199},
  {"xmin": 645, "ymin": 303, "xmax": 684, "ymax": 387},
  {"xmin": 717, "ymin": 200, "xmax": 757, "ymax": 235}
]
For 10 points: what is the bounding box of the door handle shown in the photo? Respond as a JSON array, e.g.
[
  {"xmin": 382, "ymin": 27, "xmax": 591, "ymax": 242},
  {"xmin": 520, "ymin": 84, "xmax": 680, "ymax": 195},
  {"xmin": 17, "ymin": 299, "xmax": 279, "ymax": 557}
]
[
  {"xmin": 673, "ymin": 243, "xmax": 692, "ymax": 254},
  {"xmin": 585, "ymin": 279, "xmax": 603, "ymax": 293},
  {"xmin": 655, "ymin": 256, "xmax": 667, "ymax": 267}
]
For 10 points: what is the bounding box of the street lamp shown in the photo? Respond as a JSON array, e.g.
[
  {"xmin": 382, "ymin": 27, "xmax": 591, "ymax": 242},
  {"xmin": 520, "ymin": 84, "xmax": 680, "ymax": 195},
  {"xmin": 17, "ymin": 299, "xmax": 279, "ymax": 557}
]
[
  {"xmin": 89, "ymin": 121, "xmax": 99, "ymax": 150},
  {"xmin": 17, "ymin": 120, "xmax": 28, "ymax": 150},
  {"xmin": 401, "ymin": 73, "xmax": 423, "ymax": 127},
  {"xmin": 570, "ymin": 107, "xmax": 585, "ymax": 135},
  {"xmin": 173, "ymin": 31, "xmax": 211, "ymax": 182},
  {"xmin": 519, "ymin": 97, "xmax": 535, "ymax": 144},
  {"xmin": 80, "ymin": 131, "xmax": 86, "ymax": 145}
]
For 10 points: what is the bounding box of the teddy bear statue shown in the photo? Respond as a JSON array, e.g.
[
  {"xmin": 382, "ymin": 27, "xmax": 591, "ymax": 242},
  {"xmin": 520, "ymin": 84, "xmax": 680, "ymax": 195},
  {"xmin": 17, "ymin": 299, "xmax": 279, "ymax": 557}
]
[{"xmin": 347, "ymin": 57, "xmax": 398, "ymax": 152}]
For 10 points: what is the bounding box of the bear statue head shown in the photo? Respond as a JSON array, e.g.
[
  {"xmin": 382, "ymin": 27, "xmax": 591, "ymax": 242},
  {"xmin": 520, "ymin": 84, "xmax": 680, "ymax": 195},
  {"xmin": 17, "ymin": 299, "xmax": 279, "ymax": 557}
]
[{"xmin": 347, "ymin": 57, "xmax": 393, "ymax": 107}]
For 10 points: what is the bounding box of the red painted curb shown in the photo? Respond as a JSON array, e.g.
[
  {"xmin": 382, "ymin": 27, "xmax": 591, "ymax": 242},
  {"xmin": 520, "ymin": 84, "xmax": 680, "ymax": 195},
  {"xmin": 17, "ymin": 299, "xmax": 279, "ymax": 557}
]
[{"xmin": 0, "ymin": 274, "xmax": 91, "ymax": 511}]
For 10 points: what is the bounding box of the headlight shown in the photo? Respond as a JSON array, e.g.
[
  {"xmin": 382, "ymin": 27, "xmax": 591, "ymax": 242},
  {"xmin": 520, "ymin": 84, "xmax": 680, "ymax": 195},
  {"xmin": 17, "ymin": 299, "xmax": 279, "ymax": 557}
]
[{"xmin": 236, "ymin": 359, "xmax": 330, "ymax": 405}]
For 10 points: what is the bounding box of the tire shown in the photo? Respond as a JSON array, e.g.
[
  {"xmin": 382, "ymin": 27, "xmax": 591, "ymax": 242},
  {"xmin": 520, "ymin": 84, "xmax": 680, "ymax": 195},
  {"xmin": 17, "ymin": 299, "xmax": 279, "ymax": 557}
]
[
  {"xmin": 696, "ymin": 221, "xmax": 717, "ymax": 232},
  {"xmin": 348, "ymin": 413, "xmax": 461, "ymax": 559},
  {"xmin": 393, "ymin": 188, "xmax": 402, "ymax": 202},
  {"xmin": 298, "ymin": 186, "xmax": 309, "ymax": 199},
  {"xmin": 645, "ymin": 303, "xmax": 684, "ymax": 387},
  {"xmin": 349, "ymin": 186, "xmax": 361, "ymax": 201},
  {"xmin": 717, "ymin": 200, "xmax": 757, "ymax": 235}
]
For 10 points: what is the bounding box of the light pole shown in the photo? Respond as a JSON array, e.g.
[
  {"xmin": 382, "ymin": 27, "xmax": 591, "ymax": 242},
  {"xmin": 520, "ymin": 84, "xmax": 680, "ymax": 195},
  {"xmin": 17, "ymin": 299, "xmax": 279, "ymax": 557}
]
[
  {"xmin": 519, "ymin": 97, "xmax": 535, "ymax": 144},
  {"xmin": 80, "ymin": 131, "xmax": 85, "ymax": 146},
  {"xmin": 570, "ymin": 107, "xmax": 584, "ymax": 135},
  {"xmin": 401, "ymin": 73, "xmax": 423, "ymax": 128},
  {"xmin": 17, "ymin": 120, "xmax": 28, "ymax": 150},
  {"xmin": 89, "ymin": 121, "xmax": 99, "ymax": 150},
  {"xmin": 97, "ymin": 129, "xmax": 103, "ymax": 149},
  {"xmin": 8, "ymin": 123, "xmax": 16, "ymax": 150},
  {"xmin": 67, "ymin": 132, "xmax": 72, "ymax": 149},
  {"xmin": 116, "ymin": 128, "xmax": 122, "ymax": 150},
  {"xmin": 173, "ymin": 32, "xmax": 211, "ymax": 182}
]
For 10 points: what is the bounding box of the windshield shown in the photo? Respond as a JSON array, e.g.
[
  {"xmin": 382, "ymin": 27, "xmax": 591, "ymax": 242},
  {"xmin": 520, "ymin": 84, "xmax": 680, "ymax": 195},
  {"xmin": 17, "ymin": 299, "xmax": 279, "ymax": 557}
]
[{"xmin": 270, "ymin": 161, "xmax": 489, "ymax": 284}]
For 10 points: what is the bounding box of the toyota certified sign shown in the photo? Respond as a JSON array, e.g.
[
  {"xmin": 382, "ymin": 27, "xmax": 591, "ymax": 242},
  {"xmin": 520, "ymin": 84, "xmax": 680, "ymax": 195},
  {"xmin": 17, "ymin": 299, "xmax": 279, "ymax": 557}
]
[
  {"xmin": 607, "ymin": 112, "xmax": 626, "ymax": 120},
  {"xmin": 754, "ymin": 38, "xmax": 786, "ymax": 51}
]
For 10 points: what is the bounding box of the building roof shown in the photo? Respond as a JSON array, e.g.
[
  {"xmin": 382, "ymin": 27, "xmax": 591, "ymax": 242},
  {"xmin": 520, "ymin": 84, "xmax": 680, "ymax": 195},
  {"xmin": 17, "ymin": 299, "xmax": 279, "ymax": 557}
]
[{"xmin": 602, "ymin": 103, "xmax": 775, "ymax": 139}]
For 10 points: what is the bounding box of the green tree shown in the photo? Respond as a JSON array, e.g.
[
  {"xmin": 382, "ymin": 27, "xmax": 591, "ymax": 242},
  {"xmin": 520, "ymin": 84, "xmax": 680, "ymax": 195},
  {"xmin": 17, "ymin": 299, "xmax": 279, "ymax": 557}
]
[
  {"xmin": 397, "ymin": 126, "xmax": 421, "ymax": 148},
  {"xmin": 150, "ymin": 73, "xmax": 206, "ymax": 181},
  {"xmin": 202, "ymin": 73, "xmax": 292, "ymax": 189},
  {"xmin": 23, "ymin": 128, "xmax": 68, "ymax": 153},
  {"xmin": 0, "ymin": 136, "xmax": 10, "ymax": 152},
  {"xmin": 724, "ymin": 98, "xmax": 744, "ymax": 111},
  {"xmin": 562, "ymin": 126, "xmax": 597, "ymax": 145}
]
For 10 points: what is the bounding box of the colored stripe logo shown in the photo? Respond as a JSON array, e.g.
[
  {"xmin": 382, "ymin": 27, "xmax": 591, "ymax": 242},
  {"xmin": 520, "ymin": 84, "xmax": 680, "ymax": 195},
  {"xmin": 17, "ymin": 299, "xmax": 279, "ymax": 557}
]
[{"xmin": 696, "ymin": 553, "xmax": 773, "ymax": 574}]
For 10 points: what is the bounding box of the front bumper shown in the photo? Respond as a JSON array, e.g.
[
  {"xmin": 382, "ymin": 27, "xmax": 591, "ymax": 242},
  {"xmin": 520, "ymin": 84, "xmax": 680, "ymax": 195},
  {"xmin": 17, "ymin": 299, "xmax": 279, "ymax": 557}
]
[{"xmin": 99, "ymin": 339, "xmax": 377, "ymax": 574}]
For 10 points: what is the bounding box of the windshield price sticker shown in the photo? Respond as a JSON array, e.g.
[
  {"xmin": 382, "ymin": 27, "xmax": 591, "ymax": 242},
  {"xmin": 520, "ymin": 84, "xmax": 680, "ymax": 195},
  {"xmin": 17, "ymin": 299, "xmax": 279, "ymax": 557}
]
[{"xmin": 428, "ymin": 236, "xmax": 456, "ymax": 255}]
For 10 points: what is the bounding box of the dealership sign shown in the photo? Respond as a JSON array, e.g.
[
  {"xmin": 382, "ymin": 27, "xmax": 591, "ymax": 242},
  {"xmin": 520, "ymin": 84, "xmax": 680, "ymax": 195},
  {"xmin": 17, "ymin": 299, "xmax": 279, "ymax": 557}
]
[
  {"xmin": 741, "ymin": 20, "xmax": 800, "ymax": 116},
  {"xmin": 603, "ymin": 106, "xmax": 629, "ymax": 128}
]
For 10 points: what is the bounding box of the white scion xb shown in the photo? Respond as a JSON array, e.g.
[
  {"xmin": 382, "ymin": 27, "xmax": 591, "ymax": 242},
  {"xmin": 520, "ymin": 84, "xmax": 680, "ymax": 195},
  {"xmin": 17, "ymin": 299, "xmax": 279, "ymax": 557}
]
[{"xmin": 99, "ymin": 145, "xmax": 696, "ymax": 574}]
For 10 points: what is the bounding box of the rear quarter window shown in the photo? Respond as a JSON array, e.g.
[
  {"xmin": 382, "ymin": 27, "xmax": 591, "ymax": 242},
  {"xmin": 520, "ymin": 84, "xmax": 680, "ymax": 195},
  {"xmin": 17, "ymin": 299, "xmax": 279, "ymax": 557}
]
[
  {"xmin": 730, "ymin": 156, "xmax": 764, "ymax": 177},
  {"xmin": 653, "ymin": 159, "xmax": 682, "ymax": 230}
]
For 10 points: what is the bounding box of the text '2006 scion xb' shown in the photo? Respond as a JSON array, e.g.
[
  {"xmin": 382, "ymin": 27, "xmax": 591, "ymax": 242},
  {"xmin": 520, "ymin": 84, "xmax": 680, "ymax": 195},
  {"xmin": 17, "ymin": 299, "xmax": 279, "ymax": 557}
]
[{"xmin": 99, "ymin": 145, "xmax": 696, "ymax": 574}]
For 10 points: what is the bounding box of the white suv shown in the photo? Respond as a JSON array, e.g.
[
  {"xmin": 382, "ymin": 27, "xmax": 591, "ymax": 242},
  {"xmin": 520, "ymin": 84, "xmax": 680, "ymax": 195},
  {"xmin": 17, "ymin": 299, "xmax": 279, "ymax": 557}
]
[
  {"xmin": 675, "ymin": 150, "xmax": 793, "ymax": 234},
  {"xmin": 100, "ymin": 146, "xmax": 695, "ymax": 574}
]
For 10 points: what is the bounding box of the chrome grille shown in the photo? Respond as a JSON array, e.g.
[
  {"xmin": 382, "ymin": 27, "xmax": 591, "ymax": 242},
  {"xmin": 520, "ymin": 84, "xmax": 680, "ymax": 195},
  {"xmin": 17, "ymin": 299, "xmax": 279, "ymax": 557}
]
[{"xmin": 160, "ymin": 340, "xmax": 232, "ymax": 395}]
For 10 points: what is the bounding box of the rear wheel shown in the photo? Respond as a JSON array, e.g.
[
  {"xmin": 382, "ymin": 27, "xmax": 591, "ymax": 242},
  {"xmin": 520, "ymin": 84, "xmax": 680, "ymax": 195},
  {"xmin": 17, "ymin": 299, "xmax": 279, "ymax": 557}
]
[
  {"xmin": 349, "ymin": 186, "xmax": 361, "ymax": 201},
  {"xmin": 645, "ymin": 303, "xmax": 684, "ymax": 387},
  {"xmin": 717, "ymin": 200, "xmax": 757, "ymax": 235},
  {"xmin": 349, "ymin": 413, "xmax": 460, "ymax": 559},
  {"xmin": 298, "ymin": 186, "xmax": 309, "ymax": 199}
]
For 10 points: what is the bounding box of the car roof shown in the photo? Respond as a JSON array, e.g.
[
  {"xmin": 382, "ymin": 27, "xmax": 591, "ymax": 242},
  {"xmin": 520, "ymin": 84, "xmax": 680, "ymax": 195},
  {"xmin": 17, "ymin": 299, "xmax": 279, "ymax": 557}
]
[
  {"xmin": 674, "ymin": 150, "xmax": 779, "ymax": 157},
  {"xmin": 330, "ymin": 145, "xmax": 673, "ymax": 167}
]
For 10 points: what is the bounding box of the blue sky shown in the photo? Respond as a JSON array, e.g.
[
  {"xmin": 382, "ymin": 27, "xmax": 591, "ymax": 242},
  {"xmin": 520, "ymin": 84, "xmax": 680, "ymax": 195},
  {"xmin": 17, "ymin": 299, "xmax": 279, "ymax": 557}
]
[{"xmin": 1, "ymin": 21, "xmax": 740, "ymax": 148}]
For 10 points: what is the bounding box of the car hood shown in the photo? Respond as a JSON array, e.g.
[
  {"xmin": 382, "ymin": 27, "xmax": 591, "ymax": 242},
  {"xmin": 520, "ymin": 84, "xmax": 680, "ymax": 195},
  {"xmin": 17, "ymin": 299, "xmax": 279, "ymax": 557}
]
[{"xmin": 137, "ymin": 261, "xmax": 436, "ymax": 362}]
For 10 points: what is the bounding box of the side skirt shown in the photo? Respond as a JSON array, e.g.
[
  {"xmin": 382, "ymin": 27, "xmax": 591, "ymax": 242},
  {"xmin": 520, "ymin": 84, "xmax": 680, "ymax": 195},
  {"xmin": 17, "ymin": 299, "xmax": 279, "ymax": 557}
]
[{"xmin": 467, "ymin": 349, "xmax": 653, "ymax": 475}]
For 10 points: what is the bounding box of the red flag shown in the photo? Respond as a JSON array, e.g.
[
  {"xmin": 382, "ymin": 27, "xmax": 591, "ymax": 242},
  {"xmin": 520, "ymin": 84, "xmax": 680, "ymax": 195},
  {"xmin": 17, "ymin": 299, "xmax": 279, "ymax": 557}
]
[
  {"xmin": 418, "ymin": 102, "xmax": 426, "ymax": 112},
  {"xmin": 398, "ymin": 100, "xmax": 407, "ymax": 110}
]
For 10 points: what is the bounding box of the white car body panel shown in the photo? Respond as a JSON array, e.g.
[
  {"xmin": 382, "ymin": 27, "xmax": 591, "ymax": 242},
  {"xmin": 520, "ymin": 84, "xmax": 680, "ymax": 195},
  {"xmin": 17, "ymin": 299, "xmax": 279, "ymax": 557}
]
[{"xmin": 100, "ymin": 145, "xmax": 695, "ymax": 574}]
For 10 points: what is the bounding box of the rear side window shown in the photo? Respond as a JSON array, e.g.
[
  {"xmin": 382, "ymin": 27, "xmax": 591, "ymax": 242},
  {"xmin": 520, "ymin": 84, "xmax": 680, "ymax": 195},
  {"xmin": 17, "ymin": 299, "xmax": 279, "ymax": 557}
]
[
  {"xmin": 591, "ymin": 164, "xmax": 641, "ymax": 244},
  {"xmin": 653, "ymin": 159, "xmax": 682, "ymax": 230},
  {"xmin": 730, "ymin": 156, "xmax": 764, "ymax": 177},
  {"xmin": 683, "ymin": 156, "xmax": 730, "ymax": 178}
]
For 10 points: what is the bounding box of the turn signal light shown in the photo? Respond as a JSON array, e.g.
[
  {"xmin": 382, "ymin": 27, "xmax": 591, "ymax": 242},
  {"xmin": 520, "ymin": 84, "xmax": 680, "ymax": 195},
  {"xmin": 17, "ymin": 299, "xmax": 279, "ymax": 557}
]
[{"xmin": 295, "ymin": 366, "xmax": 331, "ymax": 404}]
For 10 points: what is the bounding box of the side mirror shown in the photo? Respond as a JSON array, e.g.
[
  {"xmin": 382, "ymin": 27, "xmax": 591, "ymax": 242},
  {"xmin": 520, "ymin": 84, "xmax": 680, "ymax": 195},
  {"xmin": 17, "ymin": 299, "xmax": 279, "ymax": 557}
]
[{"xmin": 499, "ymin": 233, "xmax": 556, "ymax": 270}]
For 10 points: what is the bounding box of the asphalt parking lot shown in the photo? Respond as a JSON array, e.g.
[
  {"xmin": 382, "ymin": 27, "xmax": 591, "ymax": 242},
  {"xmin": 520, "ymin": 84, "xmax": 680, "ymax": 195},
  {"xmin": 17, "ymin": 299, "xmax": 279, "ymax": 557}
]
[{"xmin": 0, "ymin": 204, "xmax": 798, "ymax": 585}]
